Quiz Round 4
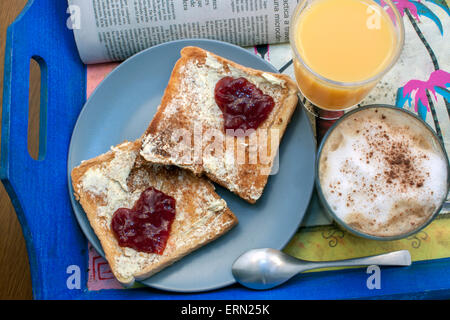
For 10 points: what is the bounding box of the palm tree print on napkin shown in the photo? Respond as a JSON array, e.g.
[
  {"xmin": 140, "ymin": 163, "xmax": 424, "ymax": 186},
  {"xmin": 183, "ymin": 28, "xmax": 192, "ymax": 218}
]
[
  {"xmin": 376, "ymin": 0, "xmax": 450, "ymax": 140},
  {"xmin": 397, "ymin": 70, "xmax": 450, "ymax": 121}
]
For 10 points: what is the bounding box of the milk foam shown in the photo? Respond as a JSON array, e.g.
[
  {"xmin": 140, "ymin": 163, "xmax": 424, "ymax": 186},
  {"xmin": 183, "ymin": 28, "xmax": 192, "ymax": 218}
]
[{"xmin": 319, "ymin": 108, "xmax": 448, "ymax": 236}]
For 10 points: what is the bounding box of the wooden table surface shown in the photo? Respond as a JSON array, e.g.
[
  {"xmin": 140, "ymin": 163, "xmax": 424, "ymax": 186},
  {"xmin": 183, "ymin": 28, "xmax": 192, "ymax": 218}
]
[{"xmin": 0, "ymin": 0, "xmax": 35, "ymax": 300}]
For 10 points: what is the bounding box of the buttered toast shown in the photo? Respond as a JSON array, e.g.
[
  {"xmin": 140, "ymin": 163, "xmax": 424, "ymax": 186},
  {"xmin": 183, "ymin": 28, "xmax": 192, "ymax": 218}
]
[
  {"xmin": 71, "ymin": 140, "xmax": 237, "ymax": 286},
  {"xmin": 140, "ymin": 47, "xmax": 298, "ymax": 203}
]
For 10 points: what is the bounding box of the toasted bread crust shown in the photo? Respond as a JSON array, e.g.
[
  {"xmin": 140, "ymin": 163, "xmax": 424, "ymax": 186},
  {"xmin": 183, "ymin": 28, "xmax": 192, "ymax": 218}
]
[
  {"xmin": 141, "ymin": 47, "xmax": 299, "ymax": 203},
  {"xmin": 71, "ymin": 140, "xmax": 237, "ymax": 286}
]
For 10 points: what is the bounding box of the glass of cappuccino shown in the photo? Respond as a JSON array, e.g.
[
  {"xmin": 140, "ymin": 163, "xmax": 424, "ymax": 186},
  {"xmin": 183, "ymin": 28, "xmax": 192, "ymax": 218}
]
[{"xmin": 316, "ymin": 105, "xmax": 449, "ymax": 240}]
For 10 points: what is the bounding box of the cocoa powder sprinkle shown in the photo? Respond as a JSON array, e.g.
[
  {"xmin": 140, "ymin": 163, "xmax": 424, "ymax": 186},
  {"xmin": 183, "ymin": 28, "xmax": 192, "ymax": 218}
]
[{"xmin": 362, "ymin": 121, "xmax": 425, "ymax": 193}]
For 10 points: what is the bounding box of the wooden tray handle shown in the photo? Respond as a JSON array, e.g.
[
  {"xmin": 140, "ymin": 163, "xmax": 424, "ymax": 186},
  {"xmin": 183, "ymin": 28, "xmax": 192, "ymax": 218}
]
[{"xmin": 1, "ymin": 0, "xmax": 86, "ymax": 299}]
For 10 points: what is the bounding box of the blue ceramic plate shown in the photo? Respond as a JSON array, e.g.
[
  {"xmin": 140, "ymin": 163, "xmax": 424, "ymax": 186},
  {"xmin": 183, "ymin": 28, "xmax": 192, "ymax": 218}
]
[{"xmin": 68, "ymin": 39, "xmax": 316, "ymax": 292}]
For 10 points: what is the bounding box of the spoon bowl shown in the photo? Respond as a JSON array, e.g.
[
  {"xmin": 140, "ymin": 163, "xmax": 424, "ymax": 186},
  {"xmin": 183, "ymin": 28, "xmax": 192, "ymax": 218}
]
[{"xmin": 232, "ymin": 248, "xmax": 301, "ymax": 290}]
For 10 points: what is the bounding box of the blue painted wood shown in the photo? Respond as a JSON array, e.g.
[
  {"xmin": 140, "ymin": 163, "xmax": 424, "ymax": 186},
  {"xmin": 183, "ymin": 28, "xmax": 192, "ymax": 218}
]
[
  {"xmin": 1, "ymin": 0, "xmax": 87, "ymax": 299},
  {"xmin": 2, "ymin": 0, "xmax": 450, "ymax": 299}
]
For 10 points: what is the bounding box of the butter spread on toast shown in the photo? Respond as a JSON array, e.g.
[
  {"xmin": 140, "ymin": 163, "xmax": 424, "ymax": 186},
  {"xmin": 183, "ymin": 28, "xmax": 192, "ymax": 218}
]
[
  {"xmin": 141, "ymin": 47, "xmax": 298, "ymax": 203},
  {"xmin": 71, "ymin": 140, "xmax": 237, "ymax": 285}
]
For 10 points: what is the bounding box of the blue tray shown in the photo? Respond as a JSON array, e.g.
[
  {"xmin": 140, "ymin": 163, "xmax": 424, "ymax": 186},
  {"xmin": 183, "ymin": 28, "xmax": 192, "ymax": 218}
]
[{"xmin": 2, "ymin": 0, "xmax": 450, "ymax": 299}]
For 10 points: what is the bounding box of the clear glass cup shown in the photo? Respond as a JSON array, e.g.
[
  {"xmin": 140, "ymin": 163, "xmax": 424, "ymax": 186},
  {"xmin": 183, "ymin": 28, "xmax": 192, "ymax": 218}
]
[
  {"xmin": 290, "ymin": 0, "xmax": 405, "ymax": 119},
  {"xmin": 316, "ymin": 105, "xmax": 450, "ymax": 241}
]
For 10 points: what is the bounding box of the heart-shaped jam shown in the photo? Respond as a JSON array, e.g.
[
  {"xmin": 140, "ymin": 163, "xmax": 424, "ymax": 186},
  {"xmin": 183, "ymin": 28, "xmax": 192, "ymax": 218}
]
[
  {"xmin": 111, "ymin": 187, "xmax": 176, "ymax": 254},
  {"xmin": 214, "ymin": 76, "xmax": 275, "ymax": 132}
]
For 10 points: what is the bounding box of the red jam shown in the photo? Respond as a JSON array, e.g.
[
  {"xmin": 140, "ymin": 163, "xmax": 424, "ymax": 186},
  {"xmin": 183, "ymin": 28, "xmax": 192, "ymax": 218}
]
[
  {"xmin": 111, "ymin": 187, "xmax": 176, "ymax": 254},
  {"xmin": 214, "ymin": 76, "xmax": 275, "ymax": 132}
]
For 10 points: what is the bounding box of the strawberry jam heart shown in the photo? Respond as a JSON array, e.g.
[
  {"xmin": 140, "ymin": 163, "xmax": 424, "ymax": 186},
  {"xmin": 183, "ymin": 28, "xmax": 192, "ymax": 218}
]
[
  {"xmin": 214, "ymin": 76, "xmax": 275, "ymax": 132},
  {"xmin": 111, "ymin": 187, "xmax": 176, "ymax": 254}
]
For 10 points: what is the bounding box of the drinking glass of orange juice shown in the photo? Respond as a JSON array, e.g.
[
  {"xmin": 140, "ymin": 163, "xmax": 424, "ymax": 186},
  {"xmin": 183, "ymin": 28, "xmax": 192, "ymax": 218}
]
[{"xmin": 290, "ymin": 0, "xmax": 404, "ymax": 119}]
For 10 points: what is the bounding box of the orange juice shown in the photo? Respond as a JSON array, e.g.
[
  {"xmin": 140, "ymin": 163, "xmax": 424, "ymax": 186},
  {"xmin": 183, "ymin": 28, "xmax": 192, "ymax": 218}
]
[{"xmin": 291, "ymin": 0, "xmax": 401, "ymax": 111}]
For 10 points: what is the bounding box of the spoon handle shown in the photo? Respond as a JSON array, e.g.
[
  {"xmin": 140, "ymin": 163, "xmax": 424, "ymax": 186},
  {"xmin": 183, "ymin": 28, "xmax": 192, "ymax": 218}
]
[{"xmin": 296, "ymin": 250, "xmax": 411, "ymax": 272}]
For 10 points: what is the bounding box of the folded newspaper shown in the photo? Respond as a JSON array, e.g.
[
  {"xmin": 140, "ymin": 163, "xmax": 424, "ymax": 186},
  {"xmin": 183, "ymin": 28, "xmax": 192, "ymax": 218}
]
[{"xmin": 68, "ymin": 0, "xmax": 298, "ymax": 64}]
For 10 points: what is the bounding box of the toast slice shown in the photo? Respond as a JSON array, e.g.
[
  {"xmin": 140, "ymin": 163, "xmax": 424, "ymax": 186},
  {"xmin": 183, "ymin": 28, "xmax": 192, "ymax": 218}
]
[
  {"xmin": 71, "ymin": 140, "xmax": 237, "ymax": 286},
  {"xmin": 140, "ymin": 47, "xmax": 298, "ymax": 203}
]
